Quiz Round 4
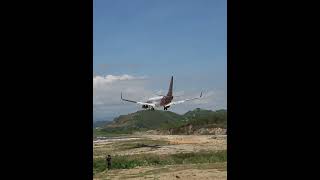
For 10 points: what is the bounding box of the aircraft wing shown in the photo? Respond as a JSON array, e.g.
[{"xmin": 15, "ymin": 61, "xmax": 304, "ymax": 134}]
[
  {"xmin": 166, "ymin": 92, "xmax": 203, "ymax": 106},
  {"xmin": 121, "ymin": 92, "xmax": 156, "ymax": 107}
]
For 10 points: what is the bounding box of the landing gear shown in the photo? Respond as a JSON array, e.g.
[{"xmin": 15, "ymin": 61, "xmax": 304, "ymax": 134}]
[
  {"xmin": 164, "ymin": 106, "xmax": 170, "ymax": 110},
  {"xmin": 151, "ymin": 107, "xmax": 155, "ymax": 111}
]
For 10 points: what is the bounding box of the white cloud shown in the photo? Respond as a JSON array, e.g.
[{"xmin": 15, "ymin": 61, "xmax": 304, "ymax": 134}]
[
  {"xmin": 93, "ymin": 74, "xmax": 145, "ymax": 88},
  {"xmin": 93, "ymin": 74, "xmax": 154, "ymax": 120}
]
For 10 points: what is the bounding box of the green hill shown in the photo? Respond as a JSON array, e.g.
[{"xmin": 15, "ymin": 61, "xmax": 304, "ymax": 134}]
[
  {"xmin": 182, "ymin": 108, "xmax": 227, "ymax": 128},
  {"xmin": 93, "ymin": 120, "xmax": 111, "ymax": 128},
  {"xmin": 101, "ymin": 110, "xmax": 185, "ymax": 134},
  {"xmin": 168, "ymin": 108, "xmax": 227, "ymax": 134},
  {"xmin": 98, "ymin": 108, "xmax": 227, "ymax": 135}
]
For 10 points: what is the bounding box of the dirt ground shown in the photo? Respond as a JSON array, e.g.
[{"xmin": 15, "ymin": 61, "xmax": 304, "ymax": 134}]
[
  {"xmin": 94, "ymin": 135, "xmax": 227, "ymax": 157},
  {"xmin": 93, "ymin": 135, "xmax": 227, "ymax": 180},
  {"xmin": 94, "ymin": 163, "xmax": 227, "ymax": 180}
]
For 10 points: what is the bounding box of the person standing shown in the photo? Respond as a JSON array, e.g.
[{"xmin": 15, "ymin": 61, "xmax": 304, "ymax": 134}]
[{"xmin": 106, "ymin": 155, "xmax": 112, "ymax": 170}]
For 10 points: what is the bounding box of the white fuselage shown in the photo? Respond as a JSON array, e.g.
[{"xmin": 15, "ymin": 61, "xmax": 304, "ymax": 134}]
[{"xmin": 146, "ymin": 96, "xmax": 163, "ymax": 108}]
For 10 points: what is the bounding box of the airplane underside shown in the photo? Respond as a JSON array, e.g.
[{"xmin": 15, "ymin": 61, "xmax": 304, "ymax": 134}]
[{"xmin": 141, "ymin": 105, "xmax": 170, "ymax": 111}]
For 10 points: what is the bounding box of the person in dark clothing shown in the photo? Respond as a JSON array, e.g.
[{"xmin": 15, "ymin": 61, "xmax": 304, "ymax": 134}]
[{"xmin": 106, "ymin": 155, "xmax": 112, "ymax": 170}]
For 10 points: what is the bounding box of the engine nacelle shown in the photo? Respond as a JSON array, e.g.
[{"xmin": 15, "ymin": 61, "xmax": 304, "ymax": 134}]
[{"xmin": 142, "ymin": 105, "xmax": 149, "ymax": 109}]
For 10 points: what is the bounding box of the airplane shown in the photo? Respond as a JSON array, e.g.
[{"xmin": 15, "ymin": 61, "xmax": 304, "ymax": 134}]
[{"xmin": 121, "ymin": 76, "xmax": 203, "ymax": 111}]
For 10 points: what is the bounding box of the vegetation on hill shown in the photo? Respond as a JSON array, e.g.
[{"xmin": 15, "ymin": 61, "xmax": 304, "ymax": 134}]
[
  {"xmin": 182, "ymin": 108, "xmax": 227, "ymax": 128},
  {"xmin": 100, "ymin": 110, "xmax": 185, "ymax": 134},
  {"xmin": 167, "ymin": 108, "xmax": 227, "ymax": 134},
  {"xmin": 97, "ymin": 108, "xmax": 227, "ymax": 135}
]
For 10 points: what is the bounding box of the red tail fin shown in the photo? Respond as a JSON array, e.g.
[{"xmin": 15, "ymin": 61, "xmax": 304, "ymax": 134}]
[{"xmin": 167, "ymin": 76, "xmax": 173, "ymax": 96}]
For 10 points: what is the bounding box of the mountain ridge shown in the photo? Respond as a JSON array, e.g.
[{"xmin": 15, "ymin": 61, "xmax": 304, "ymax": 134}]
[{"xmin": 95, "ymin": 108, "xmax": 227, "ymax": 135}]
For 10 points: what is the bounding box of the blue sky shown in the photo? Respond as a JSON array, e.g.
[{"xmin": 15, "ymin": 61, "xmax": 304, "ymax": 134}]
[{"xmin": 93, "ymin": 0, "xmax": 227, "ymax": 120}]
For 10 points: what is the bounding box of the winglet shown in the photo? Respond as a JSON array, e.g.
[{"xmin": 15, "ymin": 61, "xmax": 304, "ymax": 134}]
[
  {"xmin": 121, "ymin": 92, "xmax": 123, "ymax": 100},
  {"xmin": 200, "ymin": 91, "xmax": 203, "ymax": 98}
]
